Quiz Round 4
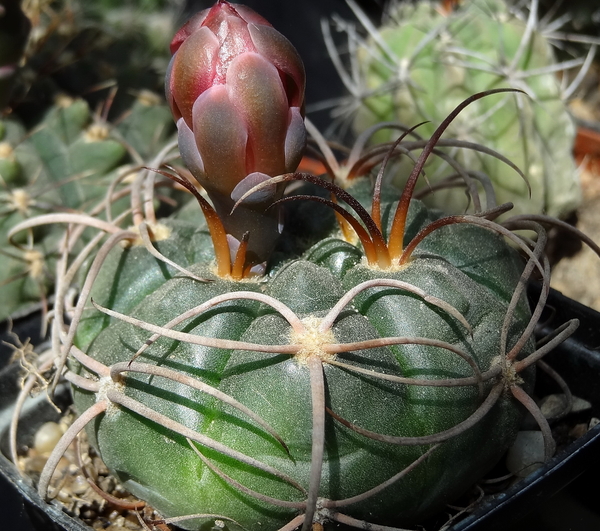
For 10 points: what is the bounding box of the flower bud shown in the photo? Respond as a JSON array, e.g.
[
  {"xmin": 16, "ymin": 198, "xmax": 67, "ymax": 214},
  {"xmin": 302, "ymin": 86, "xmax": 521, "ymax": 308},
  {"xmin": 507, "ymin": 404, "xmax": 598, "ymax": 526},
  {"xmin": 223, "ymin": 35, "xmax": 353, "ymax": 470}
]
[
  {"xmin": 166, "ymin": 2, "xmax": 306, "ymax": 186},
  {"xmin": 166, "ymin": 1, "xmax": 306, "ymax": 267}
]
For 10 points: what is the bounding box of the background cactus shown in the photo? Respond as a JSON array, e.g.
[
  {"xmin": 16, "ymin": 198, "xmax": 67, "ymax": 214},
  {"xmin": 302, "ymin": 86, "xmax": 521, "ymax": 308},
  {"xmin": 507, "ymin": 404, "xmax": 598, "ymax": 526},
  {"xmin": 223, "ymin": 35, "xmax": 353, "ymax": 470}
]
[
  {"xmin": 0, "ymin": 93, "xmax": 176, "ymax": 321},
  {"xmin": 0, "ymin": 0, "xmax": 182, "ymax": 321},
  {"xmin": 12, "ymin": 0, "xmax": 179, "ymax": 118},
  {"xmin": 4, "ymin": 2, "xmax": 595, "ymax": 531},
  {"xmin": 329, "ymin": 0, "xmax": 586, "ymax": 218}
]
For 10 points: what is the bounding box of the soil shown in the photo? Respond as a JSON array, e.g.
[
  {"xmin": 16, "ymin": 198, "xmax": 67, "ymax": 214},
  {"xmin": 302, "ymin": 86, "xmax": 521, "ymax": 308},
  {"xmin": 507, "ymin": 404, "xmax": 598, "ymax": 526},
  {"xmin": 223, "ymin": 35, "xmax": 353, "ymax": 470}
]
[
  {"xmin": 18, "ymin": 416, "xmax": 162, "ymax": 531},
  {"xmin": 549, "ymin": 75, "xmax": 600, "ymax": 312},
  {"xmin": 550, "ymin": 187, "xmax": 600, "ymax": 312}
]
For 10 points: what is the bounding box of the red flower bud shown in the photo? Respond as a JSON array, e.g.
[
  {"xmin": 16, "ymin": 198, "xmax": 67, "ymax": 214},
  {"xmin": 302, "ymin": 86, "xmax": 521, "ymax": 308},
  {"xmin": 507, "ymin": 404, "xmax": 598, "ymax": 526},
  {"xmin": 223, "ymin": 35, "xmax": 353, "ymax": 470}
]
[{"xmin": 166, "ymin": 1, "xmax": 306, "ymax": 200}]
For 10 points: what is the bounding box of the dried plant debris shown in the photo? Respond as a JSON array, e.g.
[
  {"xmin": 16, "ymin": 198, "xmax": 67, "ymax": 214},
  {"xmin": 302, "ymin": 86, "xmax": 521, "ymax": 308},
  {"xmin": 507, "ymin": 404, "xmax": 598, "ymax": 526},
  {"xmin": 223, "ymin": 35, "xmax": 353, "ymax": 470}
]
[{"xmin": 19, "ymin": 416, "xmax": 162, "ymax": 531}]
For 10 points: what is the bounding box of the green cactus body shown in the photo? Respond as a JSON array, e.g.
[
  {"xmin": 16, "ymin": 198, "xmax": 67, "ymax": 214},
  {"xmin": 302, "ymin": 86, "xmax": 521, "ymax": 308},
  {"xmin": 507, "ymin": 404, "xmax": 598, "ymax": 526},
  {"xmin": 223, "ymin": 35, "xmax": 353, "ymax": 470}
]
[
  {"xmin": 14, "ymin": 3, "xmax": 560, "ymax": 530},
  {"xmin": 350, "ymin": 0, "xmax": 580, "ymax": 218},
  {"xmin": 1, "ymin": 117, "xmax": 26, "ymax": 185},
  {"xmin": 71, "ymin": 187, "xmax": 533, "ymax": 529},
  {"xmin": 75, "ymin": 219, "xmax": 215, "ymax": 351}
]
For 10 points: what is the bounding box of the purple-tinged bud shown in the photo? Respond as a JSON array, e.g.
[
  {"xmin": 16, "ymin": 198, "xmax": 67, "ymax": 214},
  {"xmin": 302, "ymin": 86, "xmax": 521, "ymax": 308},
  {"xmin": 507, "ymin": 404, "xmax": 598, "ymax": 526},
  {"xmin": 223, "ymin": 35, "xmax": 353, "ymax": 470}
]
[{"xmin": 165, "ymin": 1, "xmax": 306, "ymax": 267}]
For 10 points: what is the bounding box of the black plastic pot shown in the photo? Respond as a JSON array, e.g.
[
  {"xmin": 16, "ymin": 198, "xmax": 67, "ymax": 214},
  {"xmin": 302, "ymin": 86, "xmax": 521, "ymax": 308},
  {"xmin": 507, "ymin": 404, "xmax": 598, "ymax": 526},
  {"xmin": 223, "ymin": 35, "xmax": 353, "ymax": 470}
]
[
  {"xmin": 451, "ymin": 283, "xmax": 600, "ymax": 531},
  {"xmin": 0, "ymin": 310, "xmax": 78, "ymax": 531},
  {"xmin": 1, "ymin": 285, "xmax": 600, "ymax": 531}
]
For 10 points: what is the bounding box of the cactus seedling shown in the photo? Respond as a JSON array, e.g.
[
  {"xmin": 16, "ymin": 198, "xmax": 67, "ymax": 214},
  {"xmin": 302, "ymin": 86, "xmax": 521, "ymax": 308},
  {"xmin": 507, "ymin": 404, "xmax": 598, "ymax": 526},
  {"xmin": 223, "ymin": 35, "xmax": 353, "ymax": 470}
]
[{"xmin": 7, "ymin": 2, "xmax": 600, "ymax": 530}]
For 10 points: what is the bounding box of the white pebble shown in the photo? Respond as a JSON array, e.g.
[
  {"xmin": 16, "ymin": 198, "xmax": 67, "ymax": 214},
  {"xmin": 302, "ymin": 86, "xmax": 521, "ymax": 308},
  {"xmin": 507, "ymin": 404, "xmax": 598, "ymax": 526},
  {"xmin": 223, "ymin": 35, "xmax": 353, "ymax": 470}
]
[
  {"xmin": 571, "ymin": 396, "xmax": 593, "ymax": 413},
  {"xmin": 506, "ymin": 430, "xmax": 546, "ymax": 478},
  {"xmin": 33, "ymin": 422, "xmax": 64, "ymax": 455},
  {"xmin": 70, "ymin": 475, "xmax": 90, "ymax": 495},
  {"xmin": 539, "ymin": 394, "xmax": 592, "ymax": 419},
  {"xmin": 539, "ymin": 394, "xmax": 569, "ymax": 419}
]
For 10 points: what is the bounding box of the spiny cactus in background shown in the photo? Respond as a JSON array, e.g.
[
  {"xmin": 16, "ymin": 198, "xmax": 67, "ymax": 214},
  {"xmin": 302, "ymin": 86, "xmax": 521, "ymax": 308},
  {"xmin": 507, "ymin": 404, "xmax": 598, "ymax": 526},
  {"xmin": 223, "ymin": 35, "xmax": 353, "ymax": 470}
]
[
  {"xmin": 0, "ymin": 0, "xmax": 182, "ymax": 321},
  {"xmin": 6, "ymin": 1, "xmax": 598, "ymax": 531},
  {"xmin": 327, "ymin": 0, "xmax": 588, "ymax": 218},
  {"xmin": 10, "ymin": 0, "xmax": 179, "ymax": 122},
  {"xmin": 0, "ymin": 92, "xmax": 176, "ymax": 320}
]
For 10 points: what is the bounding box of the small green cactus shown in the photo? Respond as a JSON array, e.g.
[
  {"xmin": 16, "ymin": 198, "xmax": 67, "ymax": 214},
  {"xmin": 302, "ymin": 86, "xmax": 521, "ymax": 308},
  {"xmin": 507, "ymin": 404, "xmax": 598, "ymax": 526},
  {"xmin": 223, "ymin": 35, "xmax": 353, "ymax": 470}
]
[
  {"xmin": 0, "ymin": 0, "xmax": 180, "ymax": 321},
  {"xmin": 6, "ymin": 2, "xmax": 595, "ymax": 531},
  {"xmin": 0, "ymin": 93, "xmax": 176, "ymax": 320},
  {"xmin": 331, "ymin": 0, "xmax": 584, "ymax": 218}
]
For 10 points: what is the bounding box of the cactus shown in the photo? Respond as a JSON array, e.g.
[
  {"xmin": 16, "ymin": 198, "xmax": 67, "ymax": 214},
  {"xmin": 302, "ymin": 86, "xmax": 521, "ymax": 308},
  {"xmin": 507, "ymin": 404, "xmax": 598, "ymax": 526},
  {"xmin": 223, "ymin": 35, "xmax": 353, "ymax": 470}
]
[
  {"xmin": 0, "ymin": 0, "xmax": 180, "ymax": 320},
  {"xmin": 328, "ymin": 0, "xmax": 585, "ymax": 219},
  {"xmin": 6, "ymin": 2, "xmax": 597, "ymax": 531},
  {"xmin": 15, "ymin": 0, "xmax": 177, "ymax": 116},
  {"xmin": 0, "ymin": 93, "xmax": 176, "ymax": 320}
]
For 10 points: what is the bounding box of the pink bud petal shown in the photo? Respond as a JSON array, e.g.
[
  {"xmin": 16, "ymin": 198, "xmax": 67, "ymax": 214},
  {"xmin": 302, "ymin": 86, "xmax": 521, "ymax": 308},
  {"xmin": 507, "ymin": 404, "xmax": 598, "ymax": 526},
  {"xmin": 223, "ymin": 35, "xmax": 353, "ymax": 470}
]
[
  {"xmin": 170, "ymin": 2, "xmax": 271, "ymax": 56},
  {"xmin": 192, "ymin": 84, "xmax": 248, "ymax": 196},
  {"xmin": 176, "ymin": 118, "xmax": 205, "ymax": 179},
  {"xmin": 227, "ymin": 4, "xmax": 271, "ymax": 27},
  {"xmin": 227, "ymin": 52, "xmax": 288, "ymax": 176},
  {"xmin": 169, "ymin": 10, "xmax": 209, "ymax": 53},
  {"xmin": 212, "ymin": 15, "xmax": 257, "ymax": 84},
  {"xmin": 169, "ymin": 26, "xmax": 220, "ymax": 127},
  {"xmin": 201, "ymin": 0, "xmax": 250, "ymax": 34},
  {"xmin": 164, "ymin": 56, "xmax": 181, "ymax": 121},
  {"xmin": 230, "ymin": 172, "xmax": 278, "ymax": 204},
  {"xmin": 284, "ymin": 107, "xmax": 307, "ymax": 172},
  {"xmin": 248, "ymin": 23, "xmax": 305, "ymax": 108}
]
